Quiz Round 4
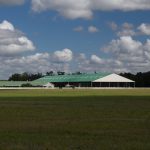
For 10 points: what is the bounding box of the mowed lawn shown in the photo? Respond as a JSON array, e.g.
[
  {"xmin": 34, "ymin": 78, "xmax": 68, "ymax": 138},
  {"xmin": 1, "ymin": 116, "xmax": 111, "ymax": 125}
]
[{"xmin": 0, "ymin": 89, "xmax": 150, "ymax": 150}]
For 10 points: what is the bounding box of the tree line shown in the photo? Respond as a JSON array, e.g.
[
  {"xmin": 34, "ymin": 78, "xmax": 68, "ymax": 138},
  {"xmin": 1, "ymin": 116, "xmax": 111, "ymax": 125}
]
[
  {"xmin": 8, "ymin": 72, "xmax": 43, "ymax": 81},
  {"xmin": 8, "ymin": 71, "xmax": 150, "ymax": 87},
  {"xmin": 8, "ymin": 71, "xmax": 82, "ymax": 81},
  {"xmin": 120, "ymin": 72, "xmax": 150, "ymax": 87}
]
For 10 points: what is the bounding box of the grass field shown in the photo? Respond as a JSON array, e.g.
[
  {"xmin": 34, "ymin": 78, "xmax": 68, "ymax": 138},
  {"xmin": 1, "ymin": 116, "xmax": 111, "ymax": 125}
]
[{"xmin": 0, "ymin": 89, "xmax": 150, "ymax": 150}]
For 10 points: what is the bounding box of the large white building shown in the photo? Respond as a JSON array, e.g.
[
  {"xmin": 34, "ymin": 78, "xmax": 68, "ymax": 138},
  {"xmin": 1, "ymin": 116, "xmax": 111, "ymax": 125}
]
[
  {"xmin": 0, "ymin": 73, "xmax": 135, "ymax": 88},
  {"xmin": 32, "ymin": 73, "xmax": 135, "ymax": 88}
]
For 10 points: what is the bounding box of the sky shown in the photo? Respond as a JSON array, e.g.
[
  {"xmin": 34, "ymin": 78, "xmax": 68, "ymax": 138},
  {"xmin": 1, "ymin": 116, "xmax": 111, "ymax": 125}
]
[{"xmin": 0, "ymin": 0, "xmax": 150, "ymax": 79}]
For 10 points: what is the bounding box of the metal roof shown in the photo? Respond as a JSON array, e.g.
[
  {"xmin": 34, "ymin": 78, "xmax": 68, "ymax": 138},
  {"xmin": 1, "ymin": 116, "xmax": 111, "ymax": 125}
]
[
  {"xmin": 0, "ymin": 81, "xmax": 29, "ymax": 87},
  {"xmin": 0, "ymin": 73, "xmax": 134, "ymax": 87},
  {"xmin": 31, "ymin": 80, "xmax": 49, "ymax": 86},
  {"xmin": 33, "ymin": 73, "xmax": 111, "ymax": 83},
  {"xmin": 0, "ymin": 80, "xmax": 47, "ymax": 87}
]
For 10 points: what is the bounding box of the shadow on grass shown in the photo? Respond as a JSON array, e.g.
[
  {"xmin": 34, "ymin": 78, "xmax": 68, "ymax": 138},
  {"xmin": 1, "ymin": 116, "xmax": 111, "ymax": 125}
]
[{"xmin": 0, "ymin": 96, "xmax": 149, "ymax": 150}]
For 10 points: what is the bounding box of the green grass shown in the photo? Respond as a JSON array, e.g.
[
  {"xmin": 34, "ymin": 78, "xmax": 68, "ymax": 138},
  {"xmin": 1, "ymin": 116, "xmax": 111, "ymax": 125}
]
[
  {"xmin": 0, "ymin": 89, "xmax": 150, "ymax": 149},
  {"xmin": 0, "ymin": 88, "xmax": 150, "ymax": 97}
]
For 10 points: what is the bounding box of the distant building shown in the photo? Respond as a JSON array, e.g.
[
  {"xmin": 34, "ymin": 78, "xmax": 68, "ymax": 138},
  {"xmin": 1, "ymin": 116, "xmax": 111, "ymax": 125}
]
[
  {"xmin": 0, "ymin": 73, "xmax": 135, "ymax": 88},
  {"xmin": 32, "ymin": 73, "xmax": 135, "ymax": 88}
]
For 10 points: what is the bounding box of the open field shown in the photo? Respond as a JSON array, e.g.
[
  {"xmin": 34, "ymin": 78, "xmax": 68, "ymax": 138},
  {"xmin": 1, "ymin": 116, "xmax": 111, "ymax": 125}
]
[
  {"xmin": 1, "ymin": 88, "xmax": 150, "ymax": 97},
  {"xmin": 0, "ymin": 89, "xmax": 150, "ymax": 150}
]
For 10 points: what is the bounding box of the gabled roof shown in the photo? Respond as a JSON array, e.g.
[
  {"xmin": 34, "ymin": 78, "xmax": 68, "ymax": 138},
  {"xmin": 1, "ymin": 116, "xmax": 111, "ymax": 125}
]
[
  {"xmin": 33, "ymin": 73, "xmax": 111, "ymax": 83},
  {"xmin": 93, "ymin": 73, "xmax": 135, "ymax": 83}
]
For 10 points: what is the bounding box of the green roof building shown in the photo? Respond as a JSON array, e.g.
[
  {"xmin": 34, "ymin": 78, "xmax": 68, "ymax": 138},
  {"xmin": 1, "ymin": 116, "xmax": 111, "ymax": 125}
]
[
  {"xmin": 32, "ymin": 73, "xmax": 135, "ymax": 88},
  {"xmin": 0, "ymin": 73, "xmax": 135, "ymax": 88}
]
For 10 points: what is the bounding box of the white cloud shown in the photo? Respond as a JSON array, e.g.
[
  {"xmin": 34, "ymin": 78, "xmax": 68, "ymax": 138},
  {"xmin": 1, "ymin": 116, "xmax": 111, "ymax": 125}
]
[
  {"xmin": 0, "ymin": 20, "xmax": 14, "ymax": 31},
  {"xmin": 73, "ymin": 26, "xmax": 84, "ymax": 32},
  {"xmin": 117, "ymin": 23, "xmax": 136, "ymax": 37},
  {"xmin": 77, "ymin": 54, "xmax": 126, "ymax": 73},
  {"xmin": 76, "ymin": 36, "xmax": 150, "ymax": 73},
  {"xmin": 0, "ymin": 53, "xmax": 50, "ymax": 79},
  {"xmin": 31, "ymin": 0, "xmax": 92, "ymax": 19},
  {"xmin": 111, "ymin": 22, "xmax": 150, "ymax": 37},
  {"xmin": 0, "ymin": 0, "xmax": 24, "ymax": 5},
  {"xmin": 0, "ymin": 48, "xmax": 74, "ymax": 79},
  {"xmin": 53, "ymin": 48, "xmax": 73, "ymax": 63},
  {"xmin": 91, "ymin": 55, "xmax": 103, "ymax": 64},
  {"xmin": 117, "ymin": 29, "xmax": 136, "ymax": 37},
  {"xmin": 88, "ymin": 26, "xmax": 99, "ymax": 33},
  {"xmin": 92, "ymin": 0, "xmax": 150, "ymax": 11},
  {"xmin": 0, "ymin": 20, "xmax": 35, "ymax": 56},
  {"xmin": 1, "ymin": 40, "xmax": 150, "ymax": 79},
  {"xmin": 105, "ymin": 36, "xmax": 143, "ymax": 54},
  {"xmin": 103, "ymin": 36, "xmax": 143, "ymax": 58},
  {"xmin": 78, "ymin": 53, "xmax": 86, "ymax": 60},
  {"xmin": 138, "ymin": 23, "xmax": 150, "ymax": 35},
  {"xmin": 122, "ymin": 23, "xmax": 133, "ymax": 29},
  {"xmin": 102, "ymin": 36, "xmax": 150, "ymax": 71},
  {"xmin": 31, "ymin": 0, "xmax": 150, "ymax": 19},
  {"xmin": 108, "ymin": 22, "xmax": 118, "ymax": 31}
]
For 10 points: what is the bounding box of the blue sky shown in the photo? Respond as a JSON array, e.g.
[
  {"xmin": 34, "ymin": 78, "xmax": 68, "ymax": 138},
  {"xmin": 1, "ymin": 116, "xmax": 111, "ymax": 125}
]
[{"xmin": 0, "ymin": 0, "xmax": 150, "ymax": 79}]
